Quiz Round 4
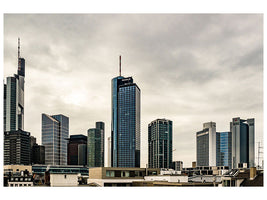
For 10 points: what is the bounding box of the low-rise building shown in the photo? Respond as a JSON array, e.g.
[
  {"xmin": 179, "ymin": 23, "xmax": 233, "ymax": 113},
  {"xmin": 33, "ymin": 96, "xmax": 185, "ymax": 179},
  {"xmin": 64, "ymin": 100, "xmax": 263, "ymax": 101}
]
[
  {"xmin": 220, "ymin": 167, "xmax": 263, "ymax": 187},
  {"xmin": 4, "ymin": 165, "xmax": 33, "ymax": 187},
  {"xmin": 7, "ymin": 175, "xmax": 33, "ymax": 187},
  {"xmin": 144, "ymin": 175, "xmax": 188, "ymax": 183},
  {"xmin": 49, "ymin": 173, "xmax": 79, "ymax": 187},
  {"xmin": 88, "ymin": 167, "xmax": 160, "ymax": 186}
]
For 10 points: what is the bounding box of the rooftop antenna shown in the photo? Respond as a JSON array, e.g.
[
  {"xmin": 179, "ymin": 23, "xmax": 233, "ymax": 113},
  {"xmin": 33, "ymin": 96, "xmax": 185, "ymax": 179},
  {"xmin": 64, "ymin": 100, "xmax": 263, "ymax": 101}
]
[
  {"xmin": 18, "ymin": 37, "xmax": 20, "ymax": 69},
  {"xmin": 119, "ymin": 55, "xmax": 121, "ymax": 76}
]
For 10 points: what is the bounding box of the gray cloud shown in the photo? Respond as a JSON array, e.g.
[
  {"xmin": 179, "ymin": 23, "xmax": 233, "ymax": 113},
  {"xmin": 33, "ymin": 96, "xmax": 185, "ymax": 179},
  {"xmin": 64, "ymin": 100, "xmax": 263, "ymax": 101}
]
[{"xmin": 4, "ymin": 14, "xmax": 263, "ymax": 167}]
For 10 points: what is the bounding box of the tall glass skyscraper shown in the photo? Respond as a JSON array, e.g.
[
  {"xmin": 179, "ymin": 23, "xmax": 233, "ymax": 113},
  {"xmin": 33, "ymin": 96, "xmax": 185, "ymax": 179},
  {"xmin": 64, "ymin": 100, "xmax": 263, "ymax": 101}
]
[
  {"xmin": 42, "ymin": 113, "xmax": 69, "ymax": 165},
  {"xmin": 96, "ymin": 121, "xmax": 105, "ymax": 167},
  {"xmin": 111, "ymin": 75, "xmax": 140, "ymax": 167},
  {"xmin": 4, "ymin": 38, "xmax": 25, "ymax": 132},
  {"xmin": 216, "ymin": 132, "xmax": 232, "ymax": 168},
  {"xmin": 231, "ymin": 117, "xmax": 255, "ymax": 168},
  {"xmin": 87, "ymin": 128, "xmax": 102, "ymax": 167},
  {"xmin": 148, "ymin": 119, "xmax": 173, "ymax": 168},
  {"xmin": 196, "ymin": 122, "xmax": 216, "ymax": 166}
]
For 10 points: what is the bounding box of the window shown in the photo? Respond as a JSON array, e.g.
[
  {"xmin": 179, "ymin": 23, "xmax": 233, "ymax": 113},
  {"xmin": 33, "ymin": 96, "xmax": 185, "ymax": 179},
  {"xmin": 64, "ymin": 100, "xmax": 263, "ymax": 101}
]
[
  {"xmin": 64, "ymin": 175, "xmax": 67, "ymax": 179},
  {"xmin": 10, "ymin": 184, "xmax": 14, "ymax": 187}
]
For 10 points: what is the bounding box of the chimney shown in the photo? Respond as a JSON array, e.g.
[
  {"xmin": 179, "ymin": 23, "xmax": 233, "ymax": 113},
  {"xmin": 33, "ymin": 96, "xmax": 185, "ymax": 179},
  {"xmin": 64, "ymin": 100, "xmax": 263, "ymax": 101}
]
[{"xmin": 250, "ymin": 167, "xmax": 256, "ymax": 180}]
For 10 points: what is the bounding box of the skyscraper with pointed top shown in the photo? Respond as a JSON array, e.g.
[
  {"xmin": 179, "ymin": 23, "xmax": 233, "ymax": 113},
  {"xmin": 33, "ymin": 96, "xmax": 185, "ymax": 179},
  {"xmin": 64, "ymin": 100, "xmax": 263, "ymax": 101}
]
[
  {"xmin": 4, "ymin": 38, "xmax": 25, "ymax": 132},
  {"xmin": 111, "ymin": 56, "xmax": 141, "ymax": 167}
]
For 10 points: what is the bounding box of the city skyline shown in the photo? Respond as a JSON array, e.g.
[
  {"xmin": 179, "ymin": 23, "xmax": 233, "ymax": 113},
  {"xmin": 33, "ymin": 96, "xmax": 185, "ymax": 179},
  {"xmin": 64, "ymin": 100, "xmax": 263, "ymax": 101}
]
[{"xmin": 3, "ymin": 14, "xmax": 263, "ymax": 167}]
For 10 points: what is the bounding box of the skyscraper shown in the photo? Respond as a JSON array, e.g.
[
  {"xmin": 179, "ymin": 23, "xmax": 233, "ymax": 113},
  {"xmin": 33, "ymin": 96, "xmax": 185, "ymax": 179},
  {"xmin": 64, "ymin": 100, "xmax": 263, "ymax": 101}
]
[
  {"xmin": 4, "ymin": 38, "xmax": 25, "ymax": 132},
  {"xmin": 87, "ymin": 128, "xmax": 102, "ymax": 167},
  {"xmin": 148, "ymin": 119, "xmax": 173, "ymax": 169},
  {"xmin": 42, "ymin": 113, "xmax": 69, "ymax": 165},
  {"xmin": 216, "ymin": 132, "xmax": 232, "ymax": 168},
  {"xmin": 96, "ymin": 121, "xmax": 105, "ymax": 167},
  {"xmin": 111, "ymin": 57, "xmax": 141, "ymax": 167},
  {"xmin": 67, "ymin": 134, "xmax": 87, "ymax": 165},
  {"xmin": 196, "ymin": 122, "xmax": 216, "ymax": 166},
  {"xmin": 4, "ymin": 130, "xmax": 31, "ymax": 165},
  {"xmin": 231, "ymin": 117, "xmax": 255, "ymax": 168}
]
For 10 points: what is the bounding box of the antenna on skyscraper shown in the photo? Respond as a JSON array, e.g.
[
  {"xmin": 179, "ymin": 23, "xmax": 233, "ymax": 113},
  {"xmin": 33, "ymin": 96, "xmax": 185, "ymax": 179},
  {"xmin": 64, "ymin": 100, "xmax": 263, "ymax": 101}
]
[
  {"xmin": 18, "ymin": 37, "xmax": 21, "ymax": 69},
  {"xmin": 119, "ymin": 55, "xmax": 121, "ymax": 76},
  {"xmin": 18, "ymin": 37, "xmax": 20, "ymax": 59}
]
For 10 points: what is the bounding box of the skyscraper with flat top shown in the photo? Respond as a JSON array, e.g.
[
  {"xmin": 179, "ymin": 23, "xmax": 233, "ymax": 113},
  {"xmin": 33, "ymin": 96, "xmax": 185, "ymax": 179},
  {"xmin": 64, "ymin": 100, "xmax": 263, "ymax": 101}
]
[
  {"xmin": 148, "ymin": 119, "xmax": 173, "ymax": 168},
  {"xmin": 96, "ymin": 121, "xmax": 105, "ymax": 167},
  {"xmin": 216, "ymin": 131, "xmax": 232, "ymax": 168},
  {"xmin": 196, "ymin": 122, "xmax": 216, "ymax": 166},
  {"xmin": 231, "ymin": 117, "xmax": 255, "ymax": 168},
  {"xmin": 4, "ymin": 38, "xmax": 25, "ymax": 132},
  {"xmin": 42, "ymin": 113, "xmax": 69, "ymax": 165},
  {"xmin": 111, "ymin": 56, "xmax": 140, "ymax": 167},
  {"xmin": 87, "ymin": 128, "xmax": 102, "ymax": 167}
]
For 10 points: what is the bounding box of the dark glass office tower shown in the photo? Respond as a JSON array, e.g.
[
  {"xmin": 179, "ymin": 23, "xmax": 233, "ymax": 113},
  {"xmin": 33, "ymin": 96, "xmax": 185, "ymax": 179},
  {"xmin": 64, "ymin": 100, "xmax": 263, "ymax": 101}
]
[
  {"xmin": 4, "ymin": 38, "xmax": 25, "ymax": 132},
  {"xmin": 216, "ymin": 132, "xmax": 232, "ymax": 168},
  {"xmin": 4, "ymin": 130, "xmax": 31, "ymax": 165},
  {"xmin": 67, "ymin": 134, "xmax": 87, "ymax": 165},
  {"xmin": 87, "ymin": 128, "xmax": 102, "ymax": 167},
  {"xmin": 231, "ymin": 117, "xmax": 255, "ymax": 168},
  {"xmin": 148, "ymin": 119, "xmax": 173, "ymax": 169},
  {"xmin": 111, "ymin": 75, "xmax": 141, "ymax": 167},
  {"xmin": 96, "ymin": 122, "xmax": 105, "ymax": 167},
  {"xmin": 42, "ymin": 113, "xmax": 69, "ymax": 165},
  {"xmin": 32, "ymin": 144, "xmax": 45, "ymax": 164}
]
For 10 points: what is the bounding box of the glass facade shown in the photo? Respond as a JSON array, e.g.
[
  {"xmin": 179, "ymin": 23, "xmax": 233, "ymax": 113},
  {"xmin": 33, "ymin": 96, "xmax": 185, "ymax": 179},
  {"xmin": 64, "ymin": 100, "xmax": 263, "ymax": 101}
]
[
  {"xmin": 196, "ymin": 129, "xmax": 209, "ymax": 166},
  {"xmin": 111, "ymin": 76, "xmax": 140, "ymax": 167},
  {"xmin": 111, "ymin": 76, "xmax": 124, "ymax": 167},
  {"xmin": 42, "ymin": 114, "xmax": 69, "ymax": 165},
  {"xmin": 87, "ymin": 128, "xmax": 102, "ymax": 167},
  {"xmin": 5, "ymin": 56, "xmax": 25, "ymax": 132},
  {"xmin": 67, "ymin": 135, "xmax": 87, "ymax": 165},
  {"xmin": 216, "ymin": 132, "xmax": 232, "ymax": 168},
  {"xmin": 148, "ymin": 119, "xmax": 173, "ymax": 168},
  {"xmin": 231, "ymin": 117, "xmax": 255, "ymax": 168},
  {"xmin": 96, "ymin": 122, "xmax": 105, "ymax": 167}
]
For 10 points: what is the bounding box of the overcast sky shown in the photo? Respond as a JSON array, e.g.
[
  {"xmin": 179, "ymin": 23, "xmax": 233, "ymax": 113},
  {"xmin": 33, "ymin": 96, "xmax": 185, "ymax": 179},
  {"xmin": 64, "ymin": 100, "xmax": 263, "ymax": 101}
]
[{"xmin": 3, "ymin": 14, "xmax": 263, "ymax": 167}]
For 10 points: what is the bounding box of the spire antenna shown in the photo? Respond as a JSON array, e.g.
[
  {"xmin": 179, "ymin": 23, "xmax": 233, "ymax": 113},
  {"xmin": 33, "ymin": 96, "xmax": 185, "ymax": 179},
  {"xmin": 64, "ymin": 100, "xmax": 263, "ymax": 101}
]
[
  {"xmin": 18, "ymin": 37, "xmax": 21, "ymax": 71},
  {"xmin": 18, "ymin": 37, "xmax": 20, "ymax": 60},
  {"xmin": 119, "ymin": 55, "xmax": 121, "ymax": 76}
]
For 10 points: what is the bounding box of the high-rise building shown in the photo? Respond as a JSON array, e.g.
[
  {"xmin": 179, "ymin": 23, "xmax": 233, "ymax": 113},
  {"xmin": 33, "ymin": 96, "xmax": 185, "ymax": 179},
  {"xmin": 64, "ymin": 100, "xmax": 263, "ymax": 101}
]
[
  {"xmin": 96, "ymin": 122, "xmax": 105, "ymax": 167},
  {"xmin": 4, "ymin": 130, "xmax": 31, "ymax": 165},
  {"xmin": 148, "ymin": 119, "xmax": 173, "ymax": 169},
  {"xmin": 32, "ymin": 144, "xmax": 45, "ymax": 165},
  {"xmin": 111, "ymin": 56, "xmax": 140, "ymax": 168},
  {"xmin": 67, "ymin": 134, "xmax": 87, "ymax": 165},
  {"xmin": 78, "ymin": 144, "xmax": 87, "ymax": 166},
  {"xmin": 231, "ymin": 117, "xmax": 255, "ymax": 168},
  {"xmin": 87, "ymin": 128, "xmax": 102, "ymax": 167},
  {"xmin": 4, "ymin": 38, "xmax": 25, "ymax": 132},
  {"xmin": 216, "ymin": 132, "xmax": 232, "ymax": 168},
  {"xmin": 41, "ymin": 113, "xmax": 69, "ymax": 165},
  {"xmin": 196, "ymin": 122, "xmax": 216, "ymax": 166}
]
